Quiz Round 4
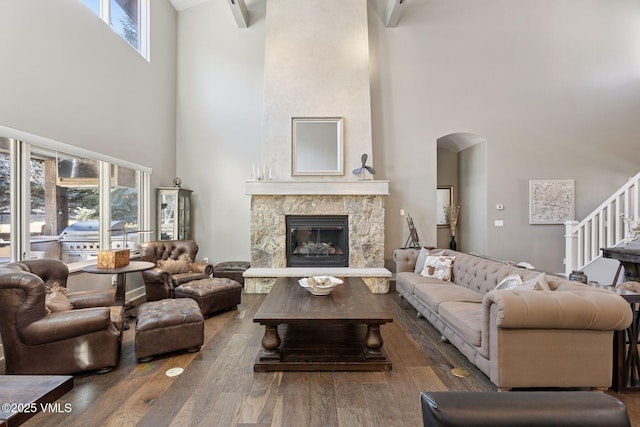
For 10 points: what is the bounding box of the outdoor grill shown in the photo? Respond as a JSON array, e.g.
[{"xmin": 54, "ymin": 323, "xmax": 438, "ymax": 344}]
[{"xmin": 59, "ymin": 220, "xmax": 138, "ymax": 263}]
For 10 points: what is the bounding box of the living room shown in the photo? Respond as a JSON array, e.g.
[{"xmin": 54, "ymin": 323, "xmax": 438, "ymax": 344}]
[
  {"xmin": 3, "ymin": 0, "xmax": 640, "ymax": 276},
  {"xmin": 2, "ymin": 0, "xmax": 640, "ymax": 425}
]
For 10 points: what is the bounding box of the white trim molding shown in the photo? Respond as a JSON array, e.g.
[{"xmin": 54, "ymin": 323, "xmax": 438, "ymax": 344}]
[{"xmin": 245, "ymin": 180, "xmax": 390, "ymax": 196}]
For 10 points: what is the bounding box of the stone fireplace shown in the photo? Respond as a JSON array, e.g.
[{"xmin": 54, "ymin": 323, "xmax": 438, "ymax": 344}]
[
  {"xmin": 244, "ymin": 180, "xmax": 391, "ymax": 294},
  {"xmin": 244, "ymin": 1, "xmax": 389, "ymax": 293}
]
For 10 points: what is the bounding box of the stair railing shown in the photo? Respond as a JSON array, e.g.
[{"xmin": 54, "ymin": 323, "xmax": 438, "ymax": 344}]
[{"xmin": 565, "ymin": 171, "xmax": 640, "ymax": 276}]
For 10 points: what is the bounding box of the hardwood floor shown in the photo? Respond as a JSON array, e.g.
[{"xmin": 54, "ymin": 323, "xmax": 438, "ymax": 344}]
[{"xmin": 23, "ymin": 292, "xmax": 640, "ymax": 427}]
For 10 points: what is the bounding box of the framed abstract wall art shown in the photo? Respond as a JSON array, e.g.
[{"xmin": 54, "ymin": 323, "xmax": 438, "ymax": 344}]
[{"xmin": 529, "ymin": 179, "xmax": 574, "ymax": 224}]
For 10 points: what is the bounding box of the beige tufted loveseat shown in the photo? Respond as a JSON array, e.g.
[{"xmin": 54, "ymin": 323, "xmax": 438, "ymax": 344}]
[{"xmin": 393, "ymin": 248, "xmax": 632, "ymax": 390}]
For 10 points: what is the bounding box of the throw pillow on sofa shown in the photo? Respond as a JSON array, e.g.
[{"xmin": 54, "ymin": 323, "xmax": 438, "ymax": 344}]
[
  {"xmin": 414, "ymin": 247, "xmax": 429, "ymax": 274},
  {"xmin": 420, "ymin": 255, "xmax": 455, "ymax": 281},
  {"xmin": 522, "ymin": 272, "xmax": 550, "ymax": 291},
  {"xmin": 495, "ymin": 272, "xmax": 551, "ymax": 291},
  {"xmin": 495, "ymin": 274, "xmax": 524, "ymax": 290},
  {"xmin": 414, "ymin": 248, "xmax": 445, "ymax": 274}
]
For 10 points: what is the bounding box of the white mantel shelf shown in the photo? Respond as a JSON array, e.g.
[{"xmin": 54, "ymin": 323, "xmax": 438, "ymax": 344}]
[
  {"xmin": 245, "ymin": 180, "xmax": 390, "ymax": 196},
  {"xmin": 244, "ymin": 267, "xmax": 392, "ymax": 278}
]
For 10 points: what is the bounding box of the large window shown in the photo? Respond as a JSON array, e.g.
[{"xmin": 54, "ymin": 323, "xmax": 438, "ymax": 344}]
[
  {"xmin": 0, "ymin": 139, "xmax": 10, "ymax": 264},
  {"xmin": 29, "ymin": 151, "xmax": 97, "ymax": 261},
  {"xmin": 0, "ymin": 134, "xmax": 151, "ymax": 267},
  {"xmin": 82, "ymin": 0, "xmax": 149, "ymax": 59},
  {"xmin": 111, "ymin": 165, "xmax": 140, "ymax": 250}
]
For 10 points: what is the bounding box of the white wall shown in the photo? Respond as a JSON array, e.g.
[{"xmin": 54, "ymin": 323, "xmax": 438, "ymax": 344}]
[
  {"xmin": 176, "ymin": 0, "xmax": 265, "ymax": 264},
  {"xmin": 0, "ymin": 0, "xmax": 178, "ymax": 192},
  {"xmin": 370, "ymin": 0, "xmax": 640, "ymax": 272},
  {"xmin": 458, "ymin": 142, "xmax": 488, "ymax": 255}
]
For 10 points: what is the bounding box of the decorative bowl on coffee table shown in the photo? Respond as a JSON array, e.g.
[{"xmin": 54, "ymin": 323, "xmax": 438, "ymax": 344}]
[{"xmin": 298, "ymin": 276, "xmax": 344, "ymax": 296}]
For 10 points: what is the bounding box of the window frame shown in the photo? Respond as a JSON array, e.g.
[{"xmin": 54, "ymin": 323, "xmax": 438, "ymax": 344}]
[
  {"xmin": 83, "ymin": 0, "xmax": 150, "ymax": 60},
  {"xmin": 0, "ymin": 124, "xmax": 152, "ymax": 270}
]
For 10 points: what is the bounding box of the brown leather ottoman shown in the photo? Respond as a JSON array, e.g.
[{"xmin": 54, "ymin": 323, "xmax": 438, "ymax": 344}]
[
  {"xmin": 174, "ymin": 277, "xmax": 242, "ymax": 317},
  {"xmin": 213, "ymin": 261, "xmax": 249, "ymax": 286},
  {"xmin": 135, "ymin": 298, "xmax": 204, "ymax": 362}
]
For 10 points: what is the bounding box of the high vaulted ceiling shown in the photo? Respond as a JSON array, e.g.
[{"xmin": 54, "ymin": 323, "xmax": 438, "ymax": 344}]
[
  {"xmin": 169, "ymin": 0, "xmax": 208, "ymax": 12},
  {"xmin": 169, "ymin": 0, "xmax": 405, "ymax": 27}
]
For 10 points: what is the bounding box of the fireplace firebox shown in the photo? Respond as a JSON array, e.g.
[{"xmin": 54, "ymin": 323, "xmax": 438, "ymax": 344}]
[{"xmin": 286, "ymin": 215, "xmax": 348, "ymax": 267}]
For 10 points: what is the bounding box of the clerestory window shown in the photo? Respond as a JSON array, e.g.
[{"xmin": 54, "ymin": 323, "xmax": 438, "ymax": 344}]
[{"xmin": 81, "ymin": 0, "xmax": 150, "ymax": 59}]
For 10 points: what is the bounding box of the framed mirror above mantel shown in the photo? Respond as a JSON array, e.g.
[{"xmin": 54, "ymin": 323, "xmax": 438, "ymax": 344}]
[{"xmin": 291, "ymin": 117, "xmax": 343, "ymax": 176}]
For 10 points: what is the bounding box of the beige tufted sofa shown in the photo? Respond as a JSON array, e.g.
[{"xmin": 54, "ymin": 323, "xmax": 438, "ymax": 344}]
[{"xmin": 394, "ymin": 248, "xmax": 632, "ymax": 390}]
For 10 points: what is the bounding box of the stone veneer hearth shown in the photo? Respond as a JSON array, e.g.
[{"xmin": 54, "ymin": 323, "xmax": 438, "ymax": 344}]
[{"xmin": 244, "ymin": 181, "xmax": 391, "ymax": 294}]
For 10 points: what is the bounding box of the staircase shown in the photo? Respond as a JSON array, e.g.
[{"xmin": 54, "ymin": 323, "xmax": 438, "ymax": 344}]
[{"xmin": 565, "ymin": 171, "xmax": 640, "ymax": 277}]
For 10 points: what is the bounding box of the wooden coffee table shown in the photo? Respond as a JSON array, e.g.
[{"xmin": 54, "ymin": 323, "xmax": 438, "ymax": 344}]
[{"xmin": 253, "ymin": 277, "xmax": 393, "ymax": 371}]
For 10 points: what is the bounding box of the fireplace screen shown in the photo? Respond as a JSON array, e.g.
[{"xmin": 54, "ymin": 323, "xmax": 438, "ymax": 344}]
[{"xmin": 286, "ymin": 215, "xmax": 348, "ymax": 267}]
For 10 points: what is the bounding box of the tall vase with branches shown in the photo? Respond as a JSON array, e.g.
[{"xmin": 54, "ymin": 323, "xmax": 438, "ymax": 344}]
[{"xmin": 446, "ymin": 205, "xmax": 460, "ymax": 250}]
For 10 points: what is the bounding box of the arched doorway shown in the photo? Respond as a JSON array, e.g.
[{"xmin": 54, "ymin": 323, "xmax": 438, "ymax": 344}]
[{"xmin": 436, "ymin": 133, "xmax": 487, "ymax": 253}]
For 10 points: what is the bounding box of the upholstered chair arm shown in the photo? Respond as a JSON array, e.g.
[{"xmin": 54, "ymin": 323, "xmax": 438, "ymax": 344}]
[
  {"xmin": 191, "ymin": 261, "xmax": 213, "ymax": 276},
  {"xmin": 483, "ymin": 290, "xmax": 633, "ymax": 331},
  {"xmin": 142, "ymin": 267, "xmax": 172, "ymax": 284},
  {"xmin": 20, "ymin": 307, "xmax": 112, "ymax": 345},
  {"xmin": 68, "ymin": 288, "xmax": 117, "ymax": 309},
  {"xmin": 141, "ymin": 267, "xmax": 174, "ymax": 300},
  {"xmin": 393, "ymin": 248, "xmax": 420, "ymax": 273}
]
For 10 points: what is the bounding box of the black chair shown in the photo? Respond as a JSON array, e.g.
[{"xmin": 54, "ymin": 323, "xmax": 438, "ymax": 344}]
[{"xmin": 420, "ymin": 391, "xmax": 630, "ymax": 427}]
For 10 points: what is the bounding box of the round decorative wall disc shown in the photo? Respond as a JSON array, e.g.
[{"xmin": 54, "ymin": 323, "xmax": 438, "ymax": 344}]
[
  {"xmin": 165, "ymin": 367, "xmax": 184, "ymax": 377},
  {"xmin": 451, "ymin": 367, "xmax": 471, "ymax": 378}
]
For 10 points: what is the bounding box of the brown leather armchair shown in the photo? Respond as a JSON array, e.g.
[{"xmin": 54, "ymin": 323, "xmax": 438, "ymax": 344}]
[
  {"xmin": 139, "ymin": 240, "xmax": 213, "ymax": 301},
  {"xmin": 0, "ymin": 259, "xmax": 123, "ymax": 375}
]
